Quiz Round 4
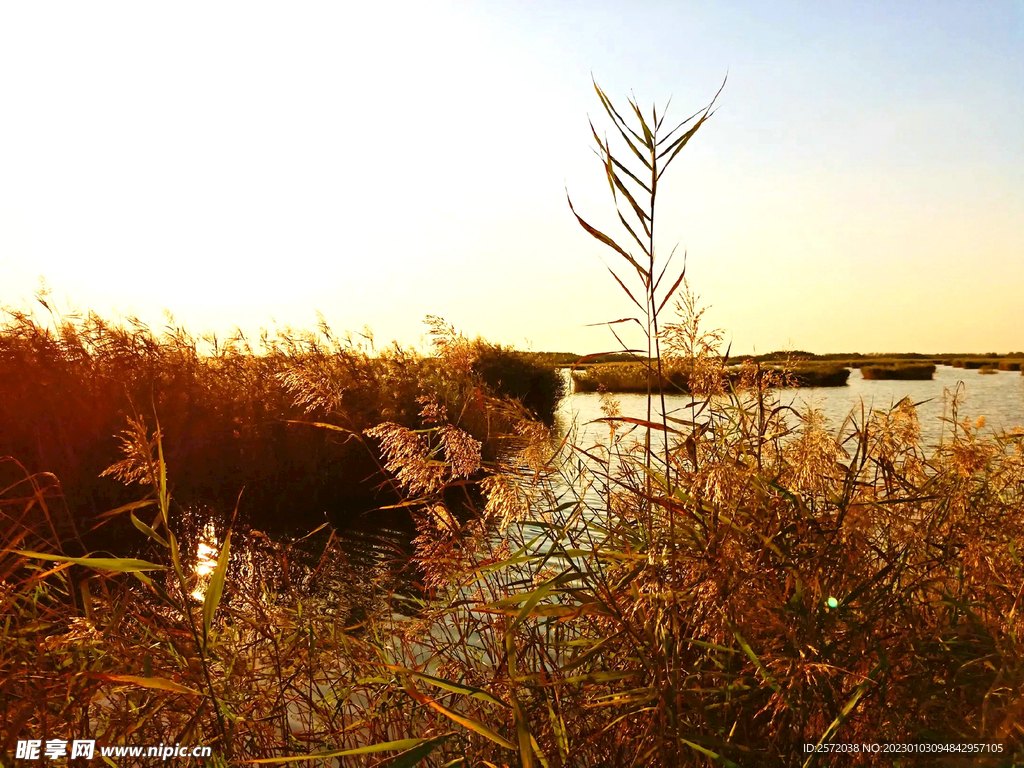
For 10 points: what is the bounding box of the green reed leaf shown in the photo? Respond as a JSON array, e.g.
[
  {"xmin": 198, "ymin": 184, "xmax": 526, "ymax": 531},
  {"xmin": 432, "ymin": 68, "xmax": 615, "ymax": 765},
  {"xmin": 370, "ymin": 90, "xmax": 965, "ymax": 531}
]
[
  {"xmin": 593, "ymin": 81, "xmax": 653, "ymax": 167},
  {"xmin": 203, "ymin": 529, "xmax": 232, "ymax": 643},
  {"xmin": 9, "ymin": 550, "xmax": 166, "ymax": 572},
  {"xmin": 168, "ymin": 530, "xmax": 187, "ymax": 587},
  {"xmin": 130, "ymin": 511, "xmax": 168, "ymax": 548},
  {"xmin": 732, "ymin": 626, "xmax": 782, "ymax": 697},
  {"xmin": 566, "ymin": 191, "xmax": 648, "ymax": 284},
  {"xmin": 680, "ymin": 739, "xmax": 740, "ymax": 768},
  {"xmin": 627, "ymin": 95, "xmax": 654, "ymax": 146},
  {"xmin": 92, "ymin": 499, "xmax": 156, "ymax": 521},
  {"xmin": 512, "ymin": 693, "xmax": 537, "ymax": 768},
  {"xmin": 379, "ymin": 734, "xmax": 455, "ymax": 768},
  {"xmin": 801, "ymin": 659, "xmax": 885, "ymax": 767},
  {"xmin": 132, "ymin": 572, "xmax": 182, "ymax": 612},
  {"xmin": 656, "ymin": 265, "xmax": 689, "ymax": 316},
  {"xmin": 379, "ymin": 665, "xmax": 509, "ymax": 708},
  {"xmin": 603, "ymin": 263, "xmax": 646, "ymax": 313},
  {"xmin": 403, "ymin": 678, "xmax": 516, "ymax": 751},
  {"xmin": 559, "ymin": 634, "xmax": 617, "ymax": 672}
]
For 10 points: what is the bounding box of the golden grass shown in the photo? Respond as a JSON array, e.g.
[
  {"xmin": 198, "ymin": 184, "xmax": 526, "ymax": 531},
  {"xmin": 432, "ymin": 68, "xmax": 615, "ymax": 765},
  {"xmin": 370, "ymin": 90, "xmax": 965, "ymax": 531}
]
[{"xmin": 0, "ymin": 306, "xmax": 564, "ymax": 528}]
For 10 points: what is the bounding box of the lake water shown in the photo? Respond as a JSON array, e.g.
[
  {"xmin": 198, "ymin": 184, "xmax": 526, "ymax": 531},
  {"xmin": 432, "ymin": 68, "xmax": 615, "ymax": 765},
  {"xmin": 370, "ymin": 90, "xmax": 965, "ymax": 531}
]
[
  {"xmin": 555, "ymin": 364, "xmax": 1024, "ymax": 450},
  {"xmin": 183, "ymin": 364, "xmax": 1024, "ymax": 609}
]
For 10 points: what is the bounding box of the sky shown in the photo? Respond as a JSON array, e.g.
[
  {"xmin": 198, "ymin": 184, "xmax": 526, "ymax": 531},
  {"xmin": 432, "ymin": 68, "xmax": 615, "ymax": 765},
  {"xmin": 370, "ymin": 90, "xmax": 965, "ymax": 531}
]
[{"xmin": 0, "ymin": 1, "xmax": 1021, "ymax": 355}]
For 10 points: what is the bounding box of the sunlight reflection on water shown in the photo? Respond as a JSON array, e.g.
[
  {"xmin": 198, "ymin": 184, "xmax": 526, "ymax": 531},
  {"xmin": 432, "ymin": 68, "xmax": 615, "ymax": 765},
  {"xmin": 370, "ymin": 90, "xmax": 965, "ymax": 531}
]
[{"xmin": 190, "ymin": 520, "xmax": 219, "ymax": 601}]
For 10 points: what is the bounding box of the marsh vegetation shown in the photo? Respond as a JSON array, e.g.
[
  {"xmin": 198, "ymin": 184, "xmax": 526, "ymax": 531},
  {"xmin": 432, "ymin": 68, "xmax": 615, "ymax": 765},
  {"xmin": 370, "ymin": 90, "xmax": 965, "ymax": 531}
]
[
  {"xmin": 3, "ymin": 81, "xmax": 1024, "ymax": 767},
  {"xmin": 0, "ymin": 308, "xmax": 563, "ymax": 534},
  {"xmin": 859, "ymin": 363, "xmax": 936, "ymax": 380}
]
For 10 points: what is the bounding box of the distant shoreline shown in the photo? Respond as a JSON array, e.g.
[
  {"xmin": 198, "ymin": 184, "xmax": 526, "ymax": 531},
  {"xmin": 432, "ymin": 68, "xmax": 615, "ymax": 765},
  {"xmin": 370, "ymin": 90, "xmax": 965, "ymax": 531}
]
[{"xmin": 526, "ymin": 351, "xmax": 1024, "ymax": 368}]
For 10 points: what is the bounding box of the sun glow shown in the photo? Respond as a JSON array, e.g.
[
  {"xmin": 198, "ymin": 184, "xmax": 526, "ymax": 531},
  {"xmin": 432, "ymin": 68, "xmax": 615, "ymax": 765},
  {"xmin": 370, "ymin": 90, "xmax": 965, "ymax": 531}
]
[{"xmin": 190, "ymin": 521, "xmax": 219, "ymax": 602}]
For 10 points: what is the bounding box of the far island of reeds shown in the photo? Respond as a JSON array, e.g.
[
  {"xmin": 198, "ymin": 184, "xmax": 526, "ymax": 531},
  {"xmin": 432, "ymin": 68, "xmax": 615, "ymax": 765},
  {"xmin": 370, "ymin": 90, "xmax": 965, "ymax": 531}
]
[{"xmin": 531, "ymin": 351, "xmax": 1024, "ymax": 393}]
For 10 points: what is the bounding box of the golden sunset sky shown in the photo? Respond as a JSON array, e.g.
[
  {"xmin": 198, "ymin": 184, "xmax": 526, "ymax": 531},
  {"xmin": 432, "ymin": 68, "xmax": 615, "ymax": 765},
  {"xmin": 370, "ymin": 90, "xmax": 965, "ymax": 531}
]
[{"xmin": 1, "ymin": 1, "xmax": 1021, "ymax": 354}]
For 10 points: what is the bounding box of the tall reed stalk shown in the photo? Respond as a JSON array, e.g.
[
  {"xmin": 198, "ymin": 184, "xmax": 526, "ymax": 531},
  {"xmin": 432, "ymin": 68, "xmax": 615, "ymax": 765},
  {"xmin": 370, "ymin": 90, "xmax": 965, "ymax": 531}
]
[{"xmin": 568, "ymin": 78, "xmax": 724, "ymax": 506}]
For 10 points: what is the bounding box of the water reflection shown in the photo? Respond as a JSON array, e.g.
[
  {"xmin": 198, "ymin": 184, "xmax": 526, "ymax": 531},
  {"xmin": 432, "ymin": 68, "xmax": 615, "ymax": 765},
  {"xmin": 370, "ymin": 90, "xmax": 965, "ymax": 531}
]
[
  {"xmin": 190, "ymin": 520, "xmax": 219, "ymax": 601},
  {"xmin": 177, "ymin": 501, "xmax": 420, "ymax": 622}
]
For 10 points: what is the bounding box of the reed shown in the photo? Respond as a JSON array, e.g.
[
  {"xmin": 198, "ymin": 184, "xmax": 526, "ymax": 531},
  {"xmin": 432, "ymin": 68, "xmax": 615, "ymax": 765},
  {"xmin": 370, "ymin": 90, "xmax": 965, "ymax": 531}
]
[
  {"xmin": 0, "ymin": 306, "xmax": 563, "ymax": 530},
  {"xmin": 3, "ymin": 80, "xmax": 1024, "ymax": 767}
]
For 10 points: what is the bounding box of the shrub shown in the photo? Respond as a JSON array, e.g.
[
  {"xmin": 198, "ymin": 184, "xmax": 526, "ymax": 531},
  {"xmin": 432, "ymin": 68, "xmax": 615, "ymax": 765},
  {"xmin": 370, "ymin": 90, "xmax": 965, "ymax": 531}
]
[{"xmin": 472, "ymin": 342, "xmax": 566, "ymax": 424}]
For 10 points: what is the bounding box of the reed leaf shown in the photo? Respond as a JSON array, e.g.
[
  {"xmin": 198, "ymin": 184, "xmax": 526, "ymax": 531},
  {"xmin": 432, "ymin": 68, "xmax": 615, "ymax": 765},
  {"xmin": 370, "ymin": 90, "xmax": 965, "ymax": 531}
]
[
  {"xmin": 379, "ymin": 734, "xmax": 456, "ymax": 768},
  {"xmin": 202, "ymin": 529, "xmax": 231, "ymax": 643},
  {"xmin": 9, "ymin": 550, "xmax": 166, "ymax": 572},
  {"xmin": 403, "ymin": 679, "xmax": 517, "ymax": 751},
  {"xmin": 99, "ymin": 674, "xmax": 203, "ymax": 697}
]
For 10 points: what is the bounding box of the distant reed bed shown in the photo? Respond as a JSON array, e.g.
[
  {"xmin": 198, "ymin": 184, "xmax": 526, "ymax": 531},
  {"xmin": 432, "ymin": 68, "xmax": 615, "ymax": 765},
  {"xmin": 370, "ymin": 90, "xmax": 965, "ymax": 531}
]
[
  {"xmin": 572, "ymin": 361, "xmax": 850, "ymax": 393},
  {"xmin": 859, "ymin": 363, "xmax": 936, "ymax": 380},
  {"xmin": 571, "ymin": 362, "xmax": 689, "ymax": 393},
  {"xmin": 4, "ymin": 81, "xmax": 1023, "ymax": 767},
  {"xmin": 952, "ymin": 357, "xmax": 1024, "ymax": 370}
]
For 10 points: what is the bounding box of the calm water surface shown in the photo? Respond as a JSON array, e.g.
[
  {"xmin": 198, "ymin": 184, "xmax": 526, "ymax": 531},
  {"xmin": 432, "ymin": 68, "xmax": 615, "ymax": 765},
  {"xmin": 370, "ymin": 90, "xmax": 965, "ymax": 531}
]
[{"xmin": 556, "ymin": 365, "xmax": 1024, "ymax": 449}]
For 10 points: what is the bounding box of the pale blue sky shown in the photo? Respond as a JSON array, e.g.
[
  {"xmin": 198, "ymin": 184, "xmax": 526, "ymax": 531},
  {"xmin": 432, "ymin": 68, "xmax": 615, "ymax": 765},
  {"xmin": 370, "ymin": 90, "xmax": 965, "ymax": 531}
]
[{"xmin": 0, "ymin": 1, "xmax": 1021, "ymax": 353}]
